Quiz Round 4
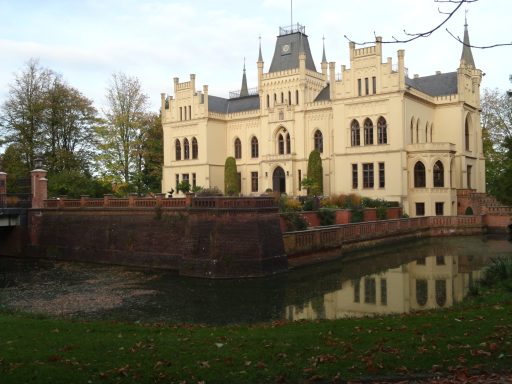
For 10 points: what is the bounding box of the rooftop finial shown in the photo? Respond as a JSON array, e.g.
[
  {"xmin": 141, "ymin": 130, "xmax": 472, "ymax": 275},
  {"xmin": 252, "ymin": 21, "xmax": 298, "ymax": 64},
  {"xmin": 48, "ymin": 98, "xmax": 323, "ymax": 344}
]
[
  {"xmin": 322, "ymin": 35, "xmax": 327, "ymax": 63},
  {"xmin": 240, "ymin": 58, "xmax": 249, "ymax": 97},
  {"xmin": 258, "ymin": 35, "xmax": 263, "ymax": 62}
]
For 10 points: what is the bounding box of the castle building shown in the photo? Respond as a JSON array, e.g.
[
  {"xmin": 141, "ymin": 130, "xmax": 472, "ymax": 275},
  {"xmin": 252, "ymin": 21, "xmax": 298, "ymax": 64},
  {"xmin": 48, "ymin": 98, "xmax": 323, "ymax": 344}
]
[{"xmin": 161, "ymin": 21, "xmax": 484, "ymax": 217}]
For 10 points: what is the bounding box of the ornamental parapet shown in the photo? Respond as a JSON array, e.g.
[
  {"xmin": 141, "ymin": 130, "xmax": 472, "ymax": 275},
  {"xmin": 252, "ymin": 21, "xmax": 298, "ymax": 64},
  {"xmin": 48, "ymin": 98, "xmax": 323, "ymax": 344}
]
[{"xmin": 42, "ymin": 195, "xmax": 277, "ymax": 211}]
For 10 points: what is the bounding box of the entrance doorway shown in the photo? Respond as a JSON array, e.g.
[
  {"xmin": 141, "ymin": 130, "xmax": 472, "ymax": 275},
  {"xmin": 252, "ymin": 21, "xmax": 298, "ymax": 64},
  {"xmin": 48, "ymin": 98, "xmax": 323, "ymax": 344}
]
[{"xmin": 272, "ymin": 167, "xmax": 286, "ymax": 194}]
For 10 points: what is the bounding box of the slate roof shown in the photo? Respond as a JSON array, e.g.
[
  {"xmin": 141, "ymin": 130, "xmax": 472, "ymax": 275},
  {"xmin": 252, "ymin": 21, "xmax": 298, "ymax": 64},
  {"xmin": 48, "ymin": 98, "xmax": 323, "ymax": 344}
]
[
  {"xmin": 314, "ymin": 84, "xmax": 330, "ymax": 102},
  {"xmin": 269, "ymin": 31, "xmax": 317, "ymax": 73},
  {"xmin": 405, "ymin": 72, "xmax": 458, "ymax": 96},
  {"xmin": 208, "ymin": 94, "xmax": 260, "ymax": 114},
  {"xmin": 460, "ymin": 23, "xmax": 475, "ymax": 67}
]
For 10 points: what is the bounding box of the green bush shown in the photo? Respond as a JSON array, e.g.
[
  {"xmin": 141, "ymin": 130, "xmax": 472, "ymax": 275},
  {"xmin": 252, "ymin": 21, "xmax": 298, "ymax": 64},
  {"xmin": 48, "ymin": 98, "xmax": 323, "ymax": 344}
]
[
  {"xmin": 481, "ymin": 257, "xmax": 512, "ymax": 286},
  {"xmin": 351, "ymin": 208, "xmax": 364, "ymax": 223},
  {"xmin": 306, "ymin": 150, "xmax": 323, "ymax": 196},
  {"xmin": 317, "ymin": 208, "xmax": 336, "ymax": 226},
  {"xmin": 195, "ymin": 186, "xmax": 222, "ymax": 196},
  {"xmin": 282, "ymin": 211, "xmax": 309, "ymax": 231},
  {"xmin": 279, "ymin": 196, "xmax": 301, "ymax": 212},
  {"xmin": 224, "ymin": 157, "xmax": 239, "ymax": 196}
]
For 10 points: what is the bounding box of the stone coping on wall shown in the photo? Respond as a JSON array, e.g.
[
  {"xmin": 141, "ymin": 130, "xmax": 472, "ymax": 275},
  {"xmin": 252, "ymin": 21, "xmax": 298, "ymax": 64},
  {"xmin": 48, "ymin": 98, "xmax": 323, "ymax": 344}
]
[
  {"xmin": 283, "ymin": 215, "xmax": 485, "ymax": 267},
  {"xmin": 42, "ymin": 195, "xmax": 278, "ymax": 211}
]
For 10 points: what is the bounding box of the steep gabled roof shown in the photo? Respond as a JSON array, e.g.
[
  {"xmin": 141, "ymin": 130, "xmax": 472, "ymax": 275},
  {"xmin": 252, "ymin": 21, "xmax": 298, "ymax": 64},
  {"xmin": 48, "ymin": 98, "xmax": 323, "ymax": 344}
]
[
  {"xmin": 405, "ymin": 72, "xmax": 458, "ymax": 96},
  {"xmin": 269, "ymin": 31, "xmax": 317, "ymax": 73}
]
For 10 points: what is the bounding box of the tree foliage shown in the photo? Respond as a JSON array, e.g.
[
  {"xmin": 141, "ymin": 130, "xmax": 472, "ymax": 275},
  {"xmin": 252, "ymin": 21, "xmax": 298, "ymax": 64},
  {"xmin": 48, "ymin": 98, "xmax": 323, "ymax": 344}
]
[
  {"xmin": 481, "ymin": 88, "xmax": 512, "ymax": 204},
  {"xmin": 0, "ymin": 59, "xmax": 52, "ymax": 169},
  {"xmin": 0, "ymin": 59, "xmax": 100, "ymax": 196},
  {"xmin": 96, "ymin": 72, "xmax": 151, "ymax": 192},
  {"xmin": 306, "ymin": 150, "xmax": 323, "ymax": 196},
  {"xmin": 224, "ymin": 156, "xmax": 239, "ymax": 196},
  {"xmin": 44, "ymin": 76, "xmax": 98, "ymax": 174}
]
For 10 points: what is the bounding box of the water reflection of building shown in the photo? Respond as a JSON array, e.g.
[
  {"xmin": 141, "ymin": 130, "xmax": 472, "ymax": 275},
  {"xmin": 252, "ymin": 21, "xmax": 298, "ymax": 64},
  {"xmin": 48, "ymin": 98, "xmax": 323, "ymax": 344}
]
[{"xmin": 285, "ymin": 254, "xmax": 486, "ymax": 321}]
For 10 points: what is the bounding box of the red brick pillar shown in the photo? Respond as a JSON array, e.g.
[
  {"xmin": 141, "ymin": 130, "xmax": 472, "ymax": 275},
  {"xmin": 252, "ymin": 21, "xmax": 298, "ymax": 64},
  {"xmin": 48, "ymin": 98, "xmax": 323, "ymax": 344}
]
[
  {"xmin": 185, "ymin": 192, "xmax": 194, "ymax": 207},
  {"xmin": 31, "ymin": 169, "xmax": 48, "ymax": 209}
]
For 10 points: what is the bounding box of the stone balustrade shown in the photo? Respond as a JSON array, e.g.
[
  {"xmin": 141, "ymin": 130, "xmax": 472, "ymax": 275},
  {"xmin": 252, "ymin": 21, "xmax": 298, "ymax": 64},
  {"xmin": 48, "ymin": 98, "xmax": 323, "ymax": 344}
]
[{"xmin": 42, "ymin": 195, "xmax": 277, "ymax": 211}]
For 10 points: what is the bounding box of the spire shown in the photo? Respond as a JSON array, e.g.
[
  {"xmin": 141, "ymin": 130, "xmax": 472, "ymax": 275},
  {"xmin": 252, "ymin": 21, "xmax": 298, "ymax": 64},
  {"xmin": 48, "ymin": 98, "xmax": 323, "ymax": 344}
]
[
  {"xmin": 460, "ymin": 13, "xmax": 475, "ymax": 67},
  {"xmin": 258, "ymin": 35, "xmax": 263, "ymax": 62},
  {"xmin": 240, "ymin": 58, "xmax": 249, "ymax": 97},
  {"xmin": 322, "ymin": 35, "xmax": 327, "ymax": 63}
]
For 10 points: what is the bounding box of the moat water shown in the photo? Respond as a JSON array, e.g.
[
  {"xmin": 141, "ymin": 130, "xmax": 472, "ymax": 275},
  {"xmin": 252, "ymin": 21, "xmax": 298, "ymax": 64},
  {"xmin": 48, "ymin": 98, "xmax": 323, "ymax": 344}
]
[{"xmin": 1, "ymin": 236, "xmax": 511, "ymax": 325}]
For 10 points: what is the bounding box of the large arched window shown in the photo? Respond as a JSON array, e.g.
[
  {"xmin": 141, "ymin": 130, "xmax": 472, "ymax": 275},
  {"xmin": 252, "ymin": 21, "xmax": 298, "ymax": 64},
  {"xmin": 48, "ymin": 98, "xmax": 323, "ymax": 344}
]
[
  {"xmin": 192, "ymin": 137, "xmax": 198, "ymax": 159},
  {"xmin": 278, "ymin": 134, "xmax": 285, "ymax": 155},
  {"xmin": 251, "ymin": 136, "xmax": 259, "ymax": 158},
  {"xmin": 433, "ymin": 160, "xmax": 444, "ymax": 187},
  {"xmin": 414, "ymin": 161, "xmax": 426, "ymax": 188},
  {"xmin": 175, "ymin": 139, "xmax": 181, "ymax": 161},
  {"xmin": 234, "ymin": 138, "xmax": 242, "ymax": 159},
  {"xmin": 377, "ymin": 116, "xmax": 387, "ymax": 144},
  {"xmin": 465, "ymin": 116, "xmax": 470, "ymax": 151},
  {"xmin": 314, "ymin": 130, "xmax": 323, "ymax": 153},
  {"xmin": 364, "ymin": 118, "xmax": 374, "ymax": 145},
  {"xmin": 416, "ymin": 280, "xmax": 428, "ymax": 306},
  {"xmin": 435, "ymin": 280, "xmax": 447, "ymax": 307},
  {"xmin": 286, "ymin": 133, "xmax": 291, "ymax": 154},
  {"xmin": 351, "ymin": 119, "xmax": 360, "ymax": 146},
  {"xmin": 183, "ymin": 138, "xmax": 190, "ymax": 160}
]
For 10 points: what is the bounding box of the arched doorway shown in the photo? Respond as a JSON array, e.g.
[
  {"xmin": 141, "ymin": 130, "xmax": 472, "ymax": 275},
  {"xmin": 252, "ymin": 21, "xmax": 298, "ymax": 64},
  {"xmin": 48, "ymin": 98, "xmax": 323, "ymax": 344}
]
[{"xmin": 272, "ymin": 167, "xmax": 286, "ymax": 193}]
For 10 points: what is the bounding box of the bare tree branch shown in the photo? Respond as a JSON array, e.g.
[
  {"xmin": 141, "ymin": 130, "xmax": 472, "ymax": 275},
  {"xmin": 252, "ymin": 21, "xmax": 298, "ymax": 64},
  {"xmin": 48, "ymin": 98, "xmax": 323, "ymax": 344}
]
[
  {"xmin": 344, "ymin": 0, "xmax": 511, "ymax": 49},
  {"xmin": 446, "ymin": 28, "xmax": 512, "ymax": 49}
]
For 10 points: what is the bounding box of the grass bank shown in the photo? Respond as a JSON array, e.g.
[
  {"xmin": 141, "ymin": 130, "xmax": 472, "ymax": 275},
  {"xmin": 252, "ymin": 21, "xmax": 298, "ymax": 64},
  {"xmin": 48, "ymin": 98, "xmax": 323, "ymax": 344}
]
[{"xmin": 1, "ymin": 267, "xmax": 511, "ymax": 383}]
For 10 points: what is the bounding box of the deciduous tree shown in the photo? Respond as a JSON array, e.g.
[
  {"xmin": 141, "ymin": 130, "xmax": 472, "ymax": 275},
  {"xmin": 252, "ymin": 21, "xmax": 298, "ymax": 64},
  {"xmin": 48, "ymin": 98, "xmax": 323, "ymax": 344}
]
[
  {"xmin": 96, "ymin": 72, "xmax": 150, "ymax": 194},
  {"xmin": 0, "ymin": 59, "xmax": 52, "ymax": 169}
]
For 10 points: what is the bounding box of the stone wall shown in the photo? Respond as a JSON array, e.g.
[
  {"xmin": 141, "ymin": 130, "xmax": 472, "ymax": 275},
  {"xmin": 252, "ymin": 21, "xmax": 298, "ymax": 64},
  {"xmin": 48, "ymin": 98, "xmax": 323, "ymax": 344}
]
[
  {"xmin": 284, "ymin": 215, "xmax": 485, "ymax": 268},
  {"xmin": 27, "ymin": 197, "xmax": 287, "ymax": 278}
]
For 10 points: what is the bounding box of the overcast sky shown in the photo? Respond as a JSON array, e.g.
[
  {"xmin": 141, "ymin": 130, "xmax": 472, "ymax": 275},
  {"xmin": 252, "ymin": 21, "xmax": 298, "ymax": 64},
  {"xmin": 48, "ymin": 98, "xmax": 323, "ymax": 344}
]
[{"xmin": 0, "ymin": 0, "xmax": 510, "ymax": 112}]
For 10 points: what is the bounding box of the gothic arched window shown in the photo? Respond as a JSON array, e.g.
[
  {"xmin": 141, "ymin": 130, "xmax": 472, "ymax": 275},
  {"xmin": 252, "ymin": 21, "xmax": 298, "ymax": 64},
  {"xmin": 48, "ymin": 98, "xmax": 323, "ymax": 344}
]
[
  {"xmin": 175, "ymin": 139, "xmax": 181, "ymax": 161},
  {"xmin": 351, "ymin": 119, "xmax": 360, "ymax": 146},
  {"xmin": 251, "ymin": 136, "xmax": 259, "ymax": 158},
  {"xmin": 364, "ymin": 118, "xmax": 374, "ymax": 145},
  {"xmin": 314, "ymin": 130, "xmax": 323, "ymax": 153},
  {"xmin": 183, "ymin": 138, "xmax": 190, "ymax": 160},
  {"xmin": 377, "ymin": 116, "xmax": 387, "ymax": 144},
  {"xmin": 414, "ymin": 161, "xmax": 426, "ymax": 188},
  {"xmin": 278, "ymin": 134, "xmax": 284, "ymax": 155},
  {"xmin": 433, "ymin": 160, "xmax": 444, "ymax": 187},
  {"xmin": 192, "ymin": 137, "xmax": 198, "ymax": 159},
  {"xmin": 234, "ymin": 138, "xmax": 242, "ymax": 159}
]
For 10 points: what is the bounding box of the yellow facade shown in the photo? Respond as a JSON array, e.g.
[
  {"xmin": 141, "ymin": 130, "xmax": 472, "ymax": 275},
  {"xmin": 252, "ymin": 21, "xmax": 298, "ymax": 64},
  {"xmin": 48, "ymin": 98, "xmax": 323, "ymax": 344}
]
[{"xmin": 161, "ymin": 23, "xmax": 484, "ymax": 217}]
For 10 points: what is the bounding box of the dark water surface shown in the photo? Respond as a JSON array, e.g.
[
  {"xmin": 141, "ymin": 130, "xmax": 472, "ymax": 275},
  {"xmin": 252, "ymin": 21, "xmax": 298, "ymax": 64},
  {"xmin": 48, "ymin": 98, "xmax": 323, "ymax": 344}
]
[{"xmin": 1, "ymin": 236, "xmax": 511, "ymax": 325}]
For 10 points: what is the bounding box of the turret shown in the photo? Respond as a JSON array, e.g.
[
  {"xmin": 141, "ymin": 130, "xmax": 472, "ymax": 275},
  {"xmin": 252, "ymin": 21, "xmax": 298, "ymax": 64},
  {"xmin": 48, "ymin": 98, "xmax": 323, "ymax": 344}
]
[{"xmin": 257, "ymin": 36, "xmax": 264, "ymax": 85}]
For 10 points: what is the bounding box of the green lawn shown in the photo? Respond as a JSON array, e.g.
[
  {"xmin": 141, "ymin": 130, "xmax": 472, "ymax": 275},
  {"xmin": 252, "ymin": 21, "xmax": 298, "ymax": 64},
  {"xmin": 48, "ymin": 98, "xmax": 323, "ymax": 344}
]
[{"xmin": 1, "ymin": 281, "xmax": 511, "ymax": 383}]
